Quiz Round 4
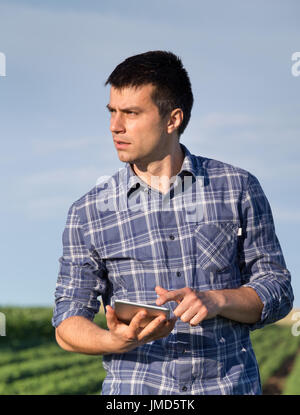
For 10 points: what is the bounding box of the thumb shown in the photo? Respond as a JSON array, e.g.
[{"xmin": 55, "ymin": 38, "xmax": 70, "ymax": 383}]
[{"xmin": 105, "ymin": 305, "xmax": 119, "ymax": 330}]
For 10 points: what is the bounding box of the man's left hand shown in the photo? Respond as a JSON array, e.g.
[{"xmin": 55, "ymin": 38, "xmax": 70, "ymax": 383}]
[{"xmin": 155, "ymin": 286, "xmax": 224, "ymax": 326}]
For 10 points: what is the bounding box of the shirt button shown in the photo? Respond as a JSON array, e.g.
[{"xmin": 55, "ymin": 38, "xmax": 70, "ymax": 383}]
[
  {"xmin": 169, "ymin": 234, "xmax": 175, "ymax": 240},
  {"xmin": 176, "ymin": 271, "xmax": 181, "ymax": 277},
  {"xmin": 182, "ymin": 386, "xmax": 187, "ymax": 392}
]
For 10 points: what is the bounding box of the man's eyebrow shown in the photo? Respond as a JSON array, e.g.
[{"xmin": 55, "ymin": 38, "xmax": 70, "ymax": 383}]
[{"xmin": 106, "ymin": 104, "xmax": 142, "ymax": 112}]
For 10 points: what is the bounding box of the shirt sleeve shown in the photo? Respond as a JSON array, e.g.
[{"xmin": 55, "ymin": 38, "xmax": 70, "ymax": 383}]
[
  {"xmin": 51, "ymin": 202, "xmax": 109, "ymax": 328},
  {"xmin": 238, "ymin": 172, "xmax": 294, "ymax": 331}
]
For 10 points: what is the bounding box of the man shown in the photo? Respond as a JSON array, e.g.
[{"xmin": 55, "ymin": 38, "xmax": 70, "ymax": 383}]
[{"xmin": 52, "ymin": 50, "xmax": 294, "ymax": 395}]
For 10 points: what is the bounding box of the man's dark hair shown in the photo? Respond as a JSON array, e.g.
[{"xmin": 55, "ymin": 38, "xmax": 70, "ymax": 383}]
[{"xmin": 105, "ymin": 50, "xmax": 193, "ymax": 138}]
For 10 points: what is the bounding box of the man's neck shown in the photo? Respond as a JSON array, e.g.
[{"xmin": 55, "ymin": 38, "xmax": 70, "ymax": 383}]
[{"xmin": 131, "ymin": 143, "xmax": 185, "ymax": 194}]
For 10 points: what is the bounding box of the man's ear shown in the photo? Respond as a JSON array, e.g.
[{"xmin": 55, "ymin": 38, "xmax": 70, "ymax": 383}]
[{"xmin": 167, "ymin": 108, "xmax": 184, "ymax": 134}]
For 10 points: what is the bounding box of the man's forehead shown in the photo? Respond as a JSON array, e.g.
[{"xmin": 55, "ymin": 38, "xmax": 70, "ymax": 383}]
[{"xmin": 109, "ymin": 83, "xmax": 155, "ymax": 104}]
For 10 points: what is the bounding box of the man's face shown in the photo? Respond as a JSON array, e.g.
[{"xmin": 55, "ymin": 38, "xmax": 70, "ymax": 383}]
[{"xmin": 107, "ymin": 84, "xmax": 170, "ymax": 165}]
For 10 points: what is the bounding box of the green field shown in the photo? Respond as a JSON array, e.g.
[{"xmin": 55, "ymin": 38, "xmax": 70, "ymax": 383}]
[{"xmin": 0, "ymin": 307, "xmax": 299, "ymax": 395}]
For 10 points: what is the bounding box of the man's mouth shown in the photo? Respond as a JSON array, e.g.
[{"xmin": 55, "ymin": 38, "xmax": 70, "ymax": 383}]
[
  {"xmin": 115, "ymin": 140, "xmax": 130, "ymax": 144},
  {"xmin": 114, "ymin": 139, "xmax": 131, "ymax": 149}
]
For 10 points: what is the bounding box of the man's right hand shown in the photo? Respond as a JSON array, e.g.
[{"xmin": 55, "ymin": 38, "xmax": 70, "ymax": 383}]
[{"xmin": 105, "ymin": 305, "xmax": 177, "ymax": 354}]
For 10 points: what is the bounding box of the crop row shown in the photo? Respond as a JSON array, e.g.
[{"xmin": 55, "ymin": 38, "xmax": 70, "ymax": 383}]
[
  {"xmin": 0, "ymin": 342, "xmax": 65, "ymax": 366},
  {"xmin": 258, "ymin": 335, "xmax": 300, "ymax": 384},
  {"xmin": 1, "ymin": 307, "xmax": 299, "ymax": 395},
  {"xmin": 1, "ymin": 360, "xmax": 106, "ymax": 395},
  {"xmin": 251, "ymin": 325, "xmax": 300, "ymax": 368},
  {"xmin": 0, "ymin": 349, "xmax": 101, "ymax": 384},
  {"xmin": 282, "ymin": 351, "xmax": 300, "ymax": 394},
  {"xmin": 250, "ymin": 324, "xmax": 291, "ymax": 351},
  {"xmin": 0, "ymin": 306, "xmax": 107, "ymax": 347}
]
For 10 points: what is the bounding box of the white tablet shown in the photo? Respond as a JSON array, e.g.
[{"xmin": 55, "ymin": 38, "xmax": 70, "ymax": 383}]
[{"xmin": 114, "ymin": 299, "xmax": 170, "ymax": 326}]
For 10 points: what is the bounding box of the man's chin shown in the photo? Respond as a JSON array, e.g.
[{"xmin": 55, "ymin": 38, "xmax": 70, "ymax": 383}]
[{"xmin": 117, "ymin": 151, "xmax": 134, "ymax": 163}]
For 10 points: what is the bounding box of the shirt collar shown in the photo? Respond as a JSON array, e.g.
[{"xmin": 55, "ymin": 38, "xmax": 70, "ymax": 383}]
[{"xmin": 125, "ymin": 143, "xmax": 198, "ymax": 197}]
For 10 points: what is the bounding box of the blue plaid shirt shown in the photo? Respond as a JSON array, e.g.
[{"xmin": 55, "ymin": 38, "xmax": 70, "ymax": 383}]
[{"xmin": 52, "ymin": 143, "xmax": 293, "ymax": 395}]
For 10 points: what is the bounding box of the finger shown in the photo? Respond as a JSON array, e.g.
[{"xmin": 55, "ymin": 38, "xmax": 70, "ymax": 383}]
[
  {"xmin": 155, "ymin": 286, "xmax": 169, "ymax": 294},
  {"xmin": 173, "ymin": 298, "xmax": 200, "ymax": 319},
  {"xmin": 172, "ymin": 291, "xmax": 201, "ymax": 317},
  {"xmin": 180, "ymin": 307, "xmax": 200, "ymax": 324},
  {"xmin": 105, "ymin": 305, "xmax": 119, "ymax": 330},
  {"xmin": 156, "ymin": 288, "xmax": 185, "ymax": 306},
  {"xmin": 128, "ymin": 310, "xmax": 148, "ymax": 333},
  {"xmin": 137, "ymin": 314, "xmax": 167, "ymax": 341},
  {"xmin": 155, "ymin": 286, "xmax": 169, "ymax": 304},
  {"xmin": 146, "ymin": 315, "xmax": 178, "ymax": 341},
  {"xmin": 190, "ymin": 307, "xmax": 208, "ymax": 326}
]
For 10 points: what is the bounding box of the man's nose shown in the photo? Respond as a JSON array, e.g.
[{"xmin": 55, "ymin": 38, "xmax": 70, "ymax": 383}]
[{"xmin": 110, "ymin": 112, "xmax": 126, "ymax": 133}]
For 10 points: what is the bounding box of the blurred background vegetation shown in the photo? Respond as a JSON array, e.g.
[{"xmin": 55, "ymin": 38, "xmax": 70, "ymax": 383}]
[{"xmin": 0, "ymin": 307, "xmax": 299, "ymax": 395}]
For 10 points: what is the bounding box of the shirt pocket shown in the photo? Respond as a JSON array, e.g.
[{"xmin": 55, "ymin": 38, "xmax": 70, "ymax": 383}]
[{"xmin": 193, "ymin": 221, "xmax": 239, "ymax": 274}]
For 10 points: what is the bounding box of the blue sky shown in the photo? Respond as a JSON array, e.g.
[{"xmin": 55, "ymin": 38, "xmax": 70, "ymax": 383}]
[{"xmin": 0, "ymin": 0, "xmax": 299, "ymax": 307}]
